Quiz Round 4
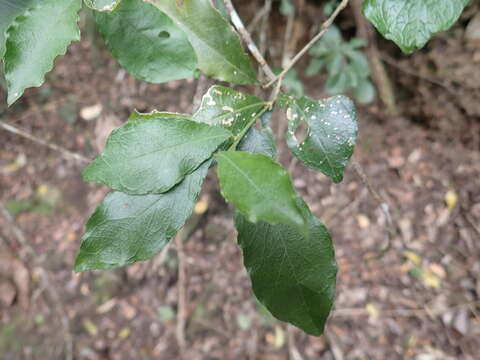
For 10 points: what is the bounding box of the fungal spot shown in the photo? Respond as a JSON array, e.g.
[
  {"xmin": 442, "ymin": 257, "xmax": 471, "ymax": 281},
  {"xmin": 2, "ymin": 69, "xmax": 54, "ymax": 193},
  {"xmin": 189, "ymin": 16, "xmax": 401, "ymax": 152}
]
[
  {"xmin": 223, "ymin": 117, "xmax": 234, "ymax": 126},
  {"xmin": 292, "ymin": 120, "xmax": 309, "ymax": 144},
  {"xmin": 286, "ymin": 108, "xmax": 293, "ymax": 120}
]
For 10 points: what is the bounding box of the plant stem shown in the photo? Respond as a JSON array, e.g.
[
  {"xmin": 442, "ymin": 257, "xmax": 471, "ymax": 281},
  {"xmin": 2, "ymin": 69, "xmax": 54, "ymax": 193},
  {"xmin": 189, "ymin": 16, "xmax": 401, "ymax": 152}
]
[
  {"xmin": 265, "ymin": 0, "xmax": 350, "ymax": 88},
  {"xmin": 223, "ymin": 0, "xmax": 276, "ymax": 82},
  {"xmin": 228, "ymin": 105, "xmax": 270, "ymax": 151},
  {"xmin": 0, "ymin": 120, "xmax": 90, "ymax": 163}
]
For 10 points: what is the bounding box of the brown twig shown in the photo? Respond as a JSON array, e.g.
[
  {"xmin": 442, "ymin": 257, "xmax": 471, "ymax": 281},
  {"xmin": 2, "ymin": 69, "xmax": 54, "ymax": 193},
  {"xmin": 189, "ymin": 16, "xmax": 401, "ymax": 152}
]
[
  {"xmin": 286, "ymin": 325, "xmax": 304, "ymax": 360},
  {"xmin": 325, "ymin": 329, "xmax": 345, "ymax": 360},
  {"xmin": 352, "ymin": 160, "xmax": 398, "ymax": 254},
  {"xmin": 265, "ymin": 0, "xmax": 350, "ymax": 88},
  {"xmin": 174, "ymin": 231, "xmax": 187, "ymax": 358},
  {"xmin": 281, "ymin": 3, "xmax": 296, "ymax": 68},
  {"xmin": 333, "ymin": 300, "xmax": 480, "ymax": 318},
  {"xmin": 223, "ymin": 0, "xmax": 276, "ymax": 82},
  {"xmin": 380, "ymin": 53, "xmax": 455, "ymax": 94},
  {"xmin": 0, "ymin": 120, "xmax": 90, "ymax": 163}
]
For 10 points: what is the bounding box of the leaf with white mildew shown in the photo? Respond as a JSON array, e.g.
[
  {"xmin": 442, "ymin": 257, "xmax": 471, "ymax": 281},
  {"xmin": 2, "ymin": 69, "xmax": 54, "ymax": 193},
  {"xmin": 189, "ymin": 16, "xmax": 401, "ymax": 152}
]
[
  {"xmin": 84, "ymin": 0, "xmax": 120, "ymax": 11},
  {"xmin": 280, "ymin": 94, "xmax": 357, "ymax": 183},
  {"xmin": 193, "ymin": 86, "xmax": 267, "ymax": 136}
]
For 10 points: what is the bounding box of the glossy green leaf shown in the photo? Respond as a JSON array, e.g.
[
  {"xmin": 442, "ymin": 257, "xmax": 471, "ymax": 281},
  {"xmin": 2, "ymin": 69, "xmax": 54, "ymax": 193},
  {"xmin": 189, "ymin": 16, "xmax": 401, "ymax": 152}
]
[
  {"xmin": 363, "ymin": 0, "xmax": 470, "ymax": 53},
  {"xmin": 0, "ymin": 0, "xmax": 34, "ymax": 59},
  {"xmin": 215, "ymin": 151, "xmax": 305, "ymax": 227},
  {"xmin": 238, "ymin": 127, "xmax": 277, "ymax": 159},
  {"xmin": 75, "ymin": 161, "xmax": 209, "ymax": 271},
  {"xmin": 281, "ymin": 94, "xmax": 357, "ymax": 183},
  {"xmin": 95, "ymin": 0, "xmax": 197, "ymax": 83},
  {"xmin": 83, "ymin": 111, "xmax": 232, "ymax": 195},
  {"xmin": 147, "ymin": 0, "xmax": 257, "ymax": 84},
  {"xmin": 193, "ymin": 86, "xmax": 267, "ymax": 136},
  {"xmin": 84, "ymin": 0, "xmax": 120, "ymax": 11},
  {"xmin": 233, "ymin": 125, "xmax": 336, "ymax": 335},
  {"xmin": 3, "ymin": 0, "xmax": 81, "ymax": 105},
  {"xmin": 235, "ymin": 207, "xmax": 337, "ymax": 336}
]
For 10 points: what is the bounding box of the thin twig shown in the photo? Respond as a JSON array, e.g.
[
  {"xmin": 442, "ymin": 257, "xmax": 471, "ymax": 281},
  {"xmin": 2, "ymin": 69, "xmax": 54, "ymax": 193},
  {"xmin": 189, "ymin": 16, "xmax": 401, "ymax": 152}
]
[
  {"xmin": 281, "ymin": 4, "xmax": 296, "ymax": 68},
  {"xmin": 0, "ymin": 120, "xmax": 90, "ymax": 163},
  {"xmin": 286, "ymin": 325, "xmax": 304, "ymax": 360},
  {"xmin": 332, "ymin": 300, "xmax": 480, "ymax": 318},
  {"xmin": 246, "ymin": 4, "xmax": 268, "ymax": 33},
  {"xmin": 223, "ymin": 0, "xmax": 276, "ymax": 82},
  {"xmin": 265, "ymin": 0, "xmax": 350, "ymax": 88},
  {"xmin": 380, "ymin": 53, "xmax": 455, "ymax": 94},
  {"xmin": 352, "ymin": 160, "xmax": 398, "ymax": 254},
  {"xmin": 325, "ymin": 329, "xmax": 344, "ymax": 360},
  {"xmin": 175, "ymin": 232, "xmax": 187, "ymax": 359}
]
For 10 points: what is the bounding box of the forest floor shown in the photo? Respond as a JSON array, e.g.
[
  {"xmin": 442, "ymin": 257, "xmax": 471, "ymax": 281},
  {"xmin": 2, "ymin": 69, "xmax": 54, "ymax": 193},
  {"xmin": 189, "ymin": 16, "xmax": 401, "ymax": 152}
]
[{"xmin": 1, "ymin": 4, "xmax": 480, "ymax": 360}]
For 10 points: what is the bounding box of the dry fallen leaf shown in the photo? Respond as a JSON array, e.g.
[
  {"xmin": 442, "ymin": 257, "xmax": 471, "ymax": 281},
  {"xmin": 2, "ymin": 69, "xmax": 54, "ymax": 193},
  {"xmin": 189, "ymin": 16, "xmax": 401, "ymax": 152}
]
[
  {"xmin": 80, "ymin": 104, "xmax": 103, "ymax": 121},
  {"xmin": 403, "ymin": 251, "xmax": 422, "ymax": 266},
  {"xmin": 444, "ymin": 189, "xmax": 458, "ymax": 210},
  {"xmin": 357, "ymin": 214, "xmax": 370, "ymax": 229},
  {"xmin": 366, "ymin": 303, "xmax": 379, "ymax": 318}
]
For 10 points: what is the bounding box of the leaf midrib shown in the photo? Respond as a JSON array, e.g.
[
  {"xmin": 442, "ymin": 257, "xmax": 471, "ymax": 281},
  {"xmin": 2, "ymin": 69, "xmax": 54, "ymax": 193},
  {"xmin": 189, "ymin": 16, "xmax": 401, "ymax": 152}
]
[{"xmin": 147, "ymin": 0, "xmax": 253, "ymax": 82}]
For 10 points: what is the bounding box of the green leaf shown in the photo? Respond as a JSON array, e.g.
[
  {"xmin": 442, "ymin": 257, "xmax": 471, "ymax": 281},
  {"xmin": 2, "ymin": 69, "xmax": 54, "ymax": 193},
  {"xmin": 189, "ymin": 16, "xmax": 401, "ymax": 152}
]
[
  {"xmin": 238, "ymin": 127, "xmax": 277, "ymax": 159},
  {"xmin": 281, "ymin": 94, "xmax": 357, "ymax": 183},
  {"xmin": 235, "ymin": 207, "xmax": 337, "ymax": 336},
  {"xmin": 306, "ymin": 58, "xmax": 326, "ymax": 77},
  {"xmin": 193, "ymin": 86, "xmax": 267, "ymax": 137},
  {"xmin": 346, "ymin": 50, "xmax": 370, "ymax": 77},
  {"xmin": 280, "ymin": 0, "xmax": 294, "ymax": 16},
  {"xmin": 75, "ymin": 161, "xmax": 210, "ymax": 271},
  {"xmin": 3, "ymin": 0, "xmax": 81, "ymax": 105},
  {"xmin": 83, "ymin": 111, "xmax": 231, "ymax": 195},
  {"xmin": 215, "ymin": 151, "xmax": 305, "ymax": 228},
  {"xmin": 0, "ymin": 0, "xmax": 34, "ymax": 59},
  {"xmin": 84, "ymin": 0, "xmax": 120, "ymax": 11},
  {"xmin": 147, "ymin": 0, "xmax": 257, "ymax": 84},
  {"xmin": 353, "ymin": 80, "xmax": 376, "ymax": 104},
  {"xmin": 95, "ymin": 0, "xmax": 197, "ymax": 83},
  {"xmin": 283, "ymin": 69, "xmax": 304, "ymax": 97},
  {"xmin": 325, "ymin": 72, "xmax": 349, "ymax": 94},
  {"xmin": 363, "ymin": 0, "xmax": 470, "ymax": 53},
  {"xmin": 232, "ymin": 127, "xmax": 336, "ymax": 335}
]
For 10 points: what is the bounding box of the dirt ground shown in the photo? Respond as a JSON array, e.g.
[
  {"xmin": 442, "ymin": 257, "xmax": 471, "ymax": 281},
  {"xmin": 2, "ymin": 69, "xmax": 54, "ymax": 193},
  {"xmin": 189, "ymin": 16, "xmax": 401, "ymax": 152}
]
[{"xmin": 1, "ymin": 4, "xmax": 480, "ymax": 360}]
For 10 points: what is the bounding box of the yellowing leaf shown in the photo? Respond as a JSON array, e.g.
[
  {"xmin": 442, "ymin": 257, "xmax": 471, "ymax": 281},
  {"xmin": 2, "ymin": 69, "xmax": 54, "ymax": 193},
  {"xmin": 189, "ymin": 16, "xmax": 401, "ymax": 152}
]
[
  {"xmin": 403, "ymin": 251, "xmax": 421, "ymax": 266},
  {"xmin": 37, "ymin": 184, "xmax": 49, "ymax": 197},
  {"xmin": 422, "ymin": 269, "xmax": 441, "ymax": 288},
  {"xmin": 357, "ymin": 214, "xmax": 370, "ymax": 228},
  {"xmin": 274, "ymin": 326, "xmax": 285, "ymax": 348},
  {"xmin": 83, "ymin": 319, "xmax": 98, "ymax": 336},
  {"xmin": 444, "ymin": 189, "xmax": 458, "ymax": 210},
  {"xmin": 366, "ymin": 303, "xmax": 379, "ymax": 318},
  {"xmin": 118, "ymin": 327, "xmax": 131, "ymax": 339}
]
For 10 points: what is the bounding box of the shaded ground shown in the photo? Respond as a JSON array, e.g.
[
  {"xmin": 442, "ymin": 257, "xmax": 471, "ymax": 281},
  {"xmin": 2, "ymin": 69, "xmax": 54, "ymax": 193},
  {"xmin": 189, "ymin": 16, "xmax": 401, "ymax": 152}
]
[{"xmin": 1, "ymin": 5, "xmax": 480, "ymax": 360}]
